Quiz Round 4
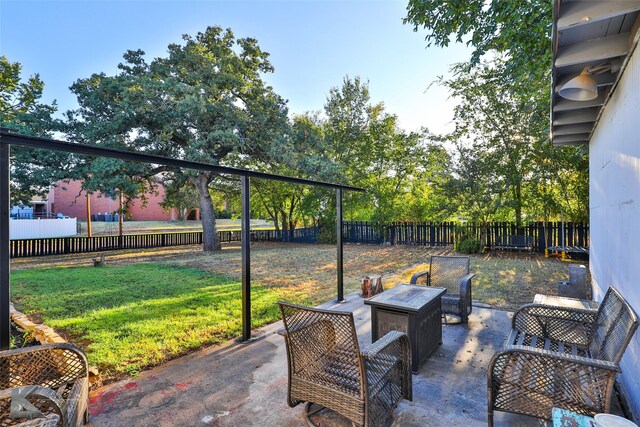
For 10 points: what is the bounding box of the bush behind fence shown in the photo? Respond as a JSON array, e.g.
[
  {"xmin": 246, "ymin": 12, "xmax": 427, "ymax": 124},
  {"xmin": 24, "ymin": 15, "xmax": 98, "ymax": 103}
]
[{"xmin": 9, "ymin": 221, "xmax": 588, "ymax": 258}]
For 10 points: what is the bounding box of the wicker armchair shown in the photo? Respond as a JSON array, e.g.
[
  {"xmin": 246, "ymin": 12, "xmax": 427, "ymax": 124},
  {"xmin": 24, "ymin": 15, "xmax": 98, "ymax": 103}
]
[
  {"xmin": 278, "ymin": 301, "xmax": 412, "ymax": 427},
  {"xmin": 488, "ymin": 287, "xmax": 639, "ymax": 426},
  {"xmin": 0, "ymin": 343, "xmax": 89, "ymax": 427},
  {"xmin": 409, "ymin": 255, "xmax": 475, "ymax": 323}
]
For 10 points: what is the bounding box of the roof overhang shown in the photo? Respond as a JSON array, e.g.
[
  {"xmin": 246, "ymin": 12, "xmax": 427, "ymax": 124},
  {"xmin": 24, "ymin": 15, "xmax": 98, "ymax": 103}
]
[{"xmin": 551, "ymin": 0, "xmax": 640, "ymax": 146}]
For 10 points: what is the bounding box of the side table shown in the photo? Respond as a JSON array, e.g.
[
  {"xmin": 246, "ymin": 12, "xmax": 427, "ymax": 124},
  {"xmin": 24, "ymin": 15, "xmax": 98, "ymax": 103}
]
[
  {"xmin": 533, "ymin": 294, "xmax": 599, "ymax": 311},
  {"xmin": 364, "ymin": 284, "xmax": 446, "ymax": 373},
  {"xmin": 551, "ymin": 407, "xmax": 595, "ymax": 427}
]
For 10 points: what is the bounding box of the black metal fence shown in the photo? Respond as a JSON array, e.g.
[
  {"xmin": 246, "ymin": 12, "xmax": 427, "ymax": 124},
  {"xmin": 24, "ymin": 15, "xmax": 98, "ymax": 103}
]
[
  {"xmin": 10, "ymin": 231, "xmax": 205, "ymax": 258},
  {"xmin": 343, "ymin": 221, "xmax": 454, "ymax": 245},
  {"xmin": 9, "ymin": 221, "xmax": 589, "ymax": 258},
  {"xmin": 252, "ymin": 227, "xmax": 319, "ymax": 243},
  {"xmin": 342, "ymin": 221, "xmax": 589, "ymax": 253},
  {"xmin": 9, "ymin": 227, "xmax": 320, "ymax": 258}
]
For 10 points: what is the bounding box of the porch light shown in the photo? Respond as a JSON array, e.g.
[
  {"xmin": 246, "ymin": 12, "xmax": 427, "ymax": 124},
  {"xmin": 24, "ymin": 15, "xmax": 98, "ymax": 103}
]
[{"xmin": 558, "ymin": 67, "xmax": 598, "ymax": 101}]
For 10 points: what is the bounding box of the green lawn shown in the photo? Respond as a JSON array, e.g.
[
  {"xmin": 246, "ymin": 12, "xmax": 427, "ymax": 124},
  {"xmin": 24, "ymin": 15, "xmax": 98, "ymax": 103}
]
[
  {"xmin": 10, "ymin": 264, "xmax": 309, "ymax": 379},
  {"xmin": 10, "ymin": 244, "xmax": 572, "ymax": 383}
]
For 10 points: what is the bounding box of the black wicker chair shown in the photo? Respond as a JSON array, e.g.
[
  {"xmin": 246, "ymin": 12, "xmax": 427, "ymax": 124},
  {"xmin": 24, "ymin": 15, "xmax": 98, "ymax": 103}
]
[
  {"xmin": 410, "ymin": 255, "xmax": 475, "ymax": 323},
  {"xmin": 0, "ymin": 343, "xmax": 89, "ymax": 427},
  {"xmin": 488, "ymin": 287, "xmax": 638, "ymax": 426},
  {"xmin": 278, "ymin": 301, "xmax": 412, "ymax": 427}
]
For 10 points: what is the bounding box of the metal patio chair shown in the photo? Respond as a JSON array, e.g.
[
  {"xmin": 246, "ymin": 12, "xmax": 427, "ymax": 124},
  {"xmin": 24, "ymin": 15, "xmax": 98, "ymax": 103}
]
[
  {"xmin": 278, "ymin": 301, "xmax": 412, "ymax": 427},
  {"xmin": 488, "ymin": 287, "xmax": 639, "ymax": 425},
  {"xmin": 409, "ymin": 255, "xmax": 475, "ymax": 323},
  {"xmin": 0, "ymin": 343, "xmax": 89, "ymax": 427}
]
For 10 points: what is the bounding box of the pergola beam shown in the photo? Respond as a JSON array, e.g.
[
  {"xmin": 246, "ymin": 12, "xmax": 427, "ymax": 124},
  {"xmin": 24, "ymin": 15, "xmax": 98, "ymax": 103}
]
[
  {"xmin": 0, "ymin": 131, "xmax": 363, "ymax": 192},
  {"xmin": 0, "ymin": 129, "xmax": 363, "ymax": 347}
]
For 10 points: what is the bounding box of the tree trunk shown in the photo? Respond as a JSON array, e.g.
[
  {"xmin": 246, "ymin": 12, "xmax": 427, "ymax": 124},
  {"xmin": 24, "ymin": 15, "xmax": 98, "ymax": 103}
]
[
  {"xmin": 479, "ymin": 219, "xmax": 488, "ymax": 252},
  {"xmin": 280, "ymin": 210, "xmax": 289, "ymax": 232},
  {"xmin": 514, "ymin": 183, "xmax": 523, "ymax": 229},
  {"xmin": 273, "ymin": 211, "xmax": 280, "ymax": 232},
  {"xmin": 194, "ymin": 172, "xmax": 220, "ymax": 251}
]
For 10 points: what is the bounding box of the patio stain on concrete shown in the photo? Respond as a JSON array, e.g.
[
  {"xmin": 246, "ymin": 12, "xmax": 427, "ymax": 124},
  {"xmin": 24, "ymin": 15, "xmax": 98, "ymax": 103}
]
[
  {"xmin": 87, "ymin": 293, "xmax": 574, "ymax": 427},
  {"xmin": 88, "ymin": 324, "xmax": 285, "ymax": 426}
]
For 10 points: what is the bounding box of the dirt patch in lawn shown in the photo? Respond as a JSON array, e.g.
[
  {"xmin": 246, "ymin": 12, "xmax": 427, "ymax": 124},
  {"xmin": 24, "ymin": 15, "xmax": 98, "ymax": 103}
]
[{"xmin": 11, "ymin": 242, "xmax": 579, "ymax": 311}]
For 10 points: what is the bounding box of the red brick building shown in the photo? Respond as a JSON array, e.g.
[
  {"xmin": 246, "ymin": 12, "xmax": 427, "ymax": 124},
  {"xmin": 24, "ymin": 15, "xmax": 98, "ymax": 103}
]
[{"xmin": 48, "ymin": 180, "xmax": 199, "ymax": 221}]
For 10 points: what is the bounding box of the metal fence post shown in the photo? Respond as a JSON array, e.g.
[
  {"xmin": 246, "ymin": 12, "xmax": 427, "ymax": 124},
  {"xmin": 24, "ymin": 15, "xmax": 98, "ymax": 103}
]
[
  {"xmin": 241, "ymin": 176, "xmax": 251, "ymax": 340},
  {"xmin": 0, "ymin": 143, "xmax": 10, "ymax": 349},
  {"xmin": 337, "ymin": 188, "xmax": 344, "ymax": 302}
]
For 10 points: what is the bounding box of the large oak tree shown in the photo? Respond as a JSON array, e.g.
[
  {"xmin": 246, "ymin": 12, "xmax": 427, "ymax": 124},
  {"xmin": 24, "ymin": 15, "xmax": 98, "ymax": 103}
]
[{"xmin": 66, "ymin": 27, "xmax": 289, "ymax": 251}]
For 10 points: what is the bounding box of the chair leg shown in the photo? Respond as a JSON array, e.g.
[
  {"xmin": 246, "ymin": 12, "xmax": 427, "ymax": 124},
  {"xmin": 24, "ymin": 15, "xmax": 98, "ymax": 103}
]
[
  {"xmin": 487, "ymin": 386, "xmax": 494, "ymax": 427},
  {"xmin": 304, "ymin": 403, "xmax": 325, "ymax": 427},
  {"xmin": 304, "ymin": 402, "xmax": 360, "ymax": 427}
]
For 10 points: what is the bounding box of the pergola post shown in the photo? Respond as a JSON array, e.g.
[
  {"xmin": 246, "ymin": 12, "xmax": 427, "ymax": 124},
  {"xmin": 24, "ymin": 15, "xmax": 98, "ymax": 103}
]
[
  {"xmin": 0, "ymin": 129, "xmax": 364, "ymax": 346},
  {"xmin": 0, "ymin": 142, "xmax": 10, "ymax": 349},
  {"xmin": 336, "ymin": 188, "xmax": 344, "ymax": 302},
  {"xmin": 241, "ymin": 175, "xmax": 251, "ymax": 341}
]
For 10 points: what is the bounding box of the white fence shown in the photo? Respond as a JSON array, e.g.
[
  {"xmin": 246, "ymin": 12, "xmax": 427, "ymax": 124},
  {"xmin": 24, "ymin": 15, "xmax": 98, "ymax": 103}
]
[{"xmin": 10, "ymin": 218, "xmax": 77, "ymax": 240}]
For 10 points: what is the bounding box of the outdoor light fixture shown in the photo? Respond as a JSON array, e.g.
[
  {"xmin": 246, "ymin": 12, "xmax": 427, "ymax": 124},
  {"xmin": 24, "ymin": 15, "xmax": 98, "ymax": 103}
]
[
  {"xmin": 558, "ymin": 66, "xmax": 598, "ymax": 101},
  {"xmin": 558, "ymin": 63, "xmax": 612, "ymax": 102}
]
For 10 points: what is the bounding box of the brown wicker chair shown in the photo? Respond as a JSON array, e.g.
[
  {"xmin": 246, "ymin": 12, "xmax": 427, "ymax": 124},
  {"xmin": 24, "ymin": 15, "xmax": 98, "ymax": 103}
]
[
  {"xmin": 409, "ymin": 255, "xmax": 475, "ymax": 323},
  {"xmin": 0, "ymin": 343, "xmax": 89, "ymax": 427},
  {"xmin": 488, "ymin": 287, "xmax": 639, "ymax": 426},
  {"xmin": 278, "ymin": 301, "xmax": 412, "ymax": 427}
]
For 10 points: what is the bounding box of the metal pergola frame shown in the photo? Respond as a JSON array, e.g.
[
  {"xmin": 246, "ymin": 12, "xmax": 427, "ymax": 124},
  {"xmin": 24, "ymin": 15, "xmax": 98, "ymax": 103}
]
[{"xmin": 0, "ymin": 129, "xmax": 364, "ymax": 349}]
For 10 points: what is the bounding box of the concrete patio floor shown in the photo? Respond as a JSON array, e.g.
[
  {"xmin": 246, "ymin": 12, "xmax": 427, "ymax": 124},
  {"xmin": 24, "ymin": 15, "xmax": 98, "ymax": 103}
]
[{"xmin": 87, "ymin": 293, "xmax": 605, "ymax": 426}]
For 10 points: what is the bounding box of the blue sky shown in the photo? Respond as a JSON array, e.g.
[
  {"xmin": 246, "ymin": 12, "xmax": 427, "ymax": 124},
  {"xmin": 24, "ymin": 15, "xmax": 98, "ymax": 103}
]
[{"xmin": 1, "ymin": 0, "xmax": 470, "ymax": 134}]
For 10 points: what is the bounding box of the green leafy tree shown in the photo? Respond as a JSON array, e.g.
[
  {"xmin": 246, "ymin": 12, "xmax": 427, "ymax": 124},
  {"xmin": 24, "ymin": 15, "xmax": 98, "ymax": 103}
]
[
  {"xmin": 527, "ymin": 145, "xmax": 589, "ymax": 222},
  {"xmin": 405, "ymin": 2, "xmax": 588, "ymax": 224},
  {"xmin": 66, "ymin": 27, "xmax": 289, "ymax": 251},
  {"xmin": 404, "ymin": 0, "xmax": 551, "ymax": 91},
  {"xmin": 442, "ymin": 61, "xmax": 547, "ymax": 227},
  {"xmin": 446, "ymin": 143, "xmax": 504, "ymax": 248},
  {"xmin": 323, "ymin": 76, "xmax": 444, "ymax": 223},
  {"xmin": 0, "ymin": 56, "xmax": 66, "ymax": 205},
  {"xmin": 250, "ymin": 114, "xmax": 339, "ymax": 231},
  {"xmin": 160, "ymin": 174, "xmax": 199, "ymax": 221},
  {"xmin": 403, "ymin": 142, "xmax": 457, "ymax": 221}
]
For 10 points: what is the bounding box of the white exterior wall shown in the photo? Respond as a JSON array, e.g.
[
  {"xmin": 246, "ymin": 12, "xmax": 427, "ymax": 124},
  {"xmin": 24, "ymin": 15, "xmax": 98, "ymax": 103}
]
[
  {"xmin": 9, "ymin": 218, "xmax": 77, "ymax": 240},
  {"xmin": 589, "ymin": 45, "xmax": 640, "ymax": 421}
]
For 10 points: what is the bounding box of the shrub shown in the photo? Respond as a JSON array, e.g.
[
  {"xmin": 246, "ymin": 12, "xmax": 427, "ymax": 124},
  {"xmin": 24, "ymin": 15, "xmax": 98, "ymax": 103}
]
[
  {"xmin": 317, "ymin": 225, "xmax": 336, "ymax": 244},
  {"xmin": 216, "ymin": 209, "xmax": 233, "ymax": 219},
  {"xmin": 458, "ymin": 238, "xmax": 481, "ymax": 254},
  {"xmin": 316, "ymin": 216, "xmax": 336, "ymax": 244}
]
